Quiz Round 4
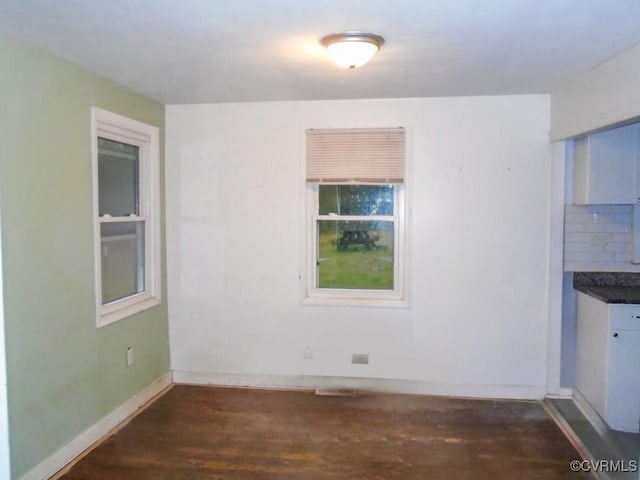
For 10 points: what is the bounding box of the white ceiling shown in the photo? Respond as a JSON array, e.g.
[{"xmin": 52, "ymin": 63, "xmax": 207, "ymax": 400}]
[{"xmin": 1, "ymin": 0, "xmax": 640, "ymax": 105}]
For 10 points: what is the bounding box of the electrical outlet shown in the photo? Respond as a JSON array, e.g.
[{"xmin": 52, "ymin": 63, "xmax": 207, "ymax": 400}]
[
  {"xmin": 351, "ymin": 353, "xmax": 369, "ymax": 365},
  {"xmin": 126, "ymin": 347, "xmax": 134, "ymax": 367},
  {"xmin": 588, "ymin": 233, "xmax": 607, "ymax": 246},
  {"xmin": 303, "ymin": 346, "xmax": 313, "ymax": 360}
]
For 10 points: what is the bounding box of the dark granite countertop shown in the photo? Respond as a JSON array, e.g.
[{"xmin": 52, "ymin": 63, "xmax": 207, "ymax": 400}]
[
  {"xmin": 574, "ymin": 285, "xmax": 640, "ymax": 304},
  {"xmin": 573, "ymin": 272, "xmax": 640, "ymax": 304}
]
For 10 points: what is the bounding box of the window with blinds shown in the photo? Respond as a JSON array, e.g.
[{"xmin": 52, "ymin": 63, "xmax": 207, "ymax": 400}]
[{"xmin": 304, "ymin": 127, "xmax": 407, "ymax": 307}]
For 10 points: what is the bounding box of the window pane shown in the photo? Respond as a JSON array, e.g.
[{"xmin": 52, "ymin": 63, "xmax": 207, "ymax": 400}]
[
  {"xmin": 317, "ymin": 220, "xmax": 394, "ymax": 289},
  {"xmin": 98, "ymin": 137, "xmax": 139, "ymax": 216},
  {"xmin": 319, "ymin": 185, "xmax": 394, "ymax": 216},
  {"xmin": 101, "ymin": 221, "xmax": 145, "ymax": 304}
]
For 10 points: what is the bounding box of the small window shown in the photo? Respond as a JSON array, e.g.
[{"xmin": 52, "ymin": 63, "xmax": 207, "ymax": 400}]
[
  {"xmin": 304, "ymin": 128, "xmax": 407, "ymax": 306},
  {"xmin": 317, "ymin": 185, "xmax": 395, "ymax": 290},
  {"xmin": 92, "ymin": 108, "xmax": 161, "ymax": 327}
]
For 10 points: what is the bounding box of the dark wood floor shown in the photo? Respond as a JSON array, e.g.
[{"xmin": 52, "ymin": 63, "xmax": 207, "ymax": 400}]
[{"xmin": 59, "ymin": 385, "xmax": 593, "ymax": 479}]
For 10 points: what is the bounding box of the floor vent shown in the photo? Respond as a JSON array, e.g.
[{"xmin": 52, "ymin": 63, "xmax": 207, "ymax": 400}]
[{"xmin": 314, "ymin": 388, "xmax": 358, "ymax": 397}]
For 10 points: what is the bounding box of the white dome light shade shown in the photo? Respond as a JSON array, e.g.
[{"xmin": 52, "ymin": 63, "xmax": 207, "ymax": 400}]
[{"xmin": 321, "ymin": 33, "xmax": 384, "ymax": 69}]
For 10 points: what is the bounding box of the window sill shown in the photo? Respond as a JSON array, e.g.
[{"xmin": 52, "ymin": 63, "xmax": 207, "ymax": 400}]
[
  {"xmin": 97, "ymin": 296, "xmax": 161, "ymax": 328},
  {"xmin": 302, "ymin": 292, "xmax": 408, "ymax": 308}
]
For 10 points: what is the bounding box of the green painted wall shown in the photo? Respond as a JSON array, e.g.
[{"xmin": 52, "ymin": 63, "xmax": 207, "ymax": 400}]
[{"xmin": 0, "ymin": 32, "xmax": 169, "ymax": 478}]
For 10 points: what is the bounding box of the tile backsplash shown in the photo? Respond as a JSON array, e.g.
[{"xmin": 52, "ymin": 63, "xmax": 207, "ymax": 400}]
[{"xmin": 564, "ymin": 204, "xmax": 640, "ymax": 272}]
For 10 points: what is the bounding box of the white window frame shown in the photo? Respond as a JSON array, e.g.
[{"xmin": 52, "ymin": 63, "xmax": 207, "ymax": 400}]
[
  {"xmin": 304, "ymin": 183, "xmax": 407, "ymax": 307},
  {"xmin": 91, "ymin": 107, "xmax": 161, "ymax": 327}
]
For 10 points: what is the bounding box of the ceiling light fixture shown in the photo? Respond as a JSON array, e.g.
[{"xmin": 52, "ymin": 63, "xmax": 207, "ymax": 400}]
[{"xmin": 320, "ymin": 32, "xmax": 384, "ymax": 69}]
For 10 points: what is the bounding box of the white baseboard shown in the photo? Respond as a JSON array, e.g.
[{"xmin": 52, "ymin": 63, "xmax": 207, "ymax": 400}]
[
  {"xmin": 20, "ymin": 372, "xmax": 172, "ymax": 480},
  {"xmin": 172, "ymin": 370, "xmax": 547, "ymax": 400}
]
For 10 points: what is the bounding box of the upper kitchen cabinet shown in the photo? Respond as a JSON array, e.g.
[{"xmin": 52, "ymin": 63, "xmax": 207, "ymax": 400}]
[{"xmin": 573, "ymin": 122, "xmax": 640, "ymax": 205}]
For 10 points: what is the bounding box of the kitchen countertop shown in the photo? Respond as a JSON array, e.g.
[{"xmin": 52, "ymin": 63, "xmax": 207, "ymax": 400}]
[
  {"xmin": 574, "ymin": 285, "xmax": 640, "ymax": 304},
  {"xmin": 573, "ymin": 272, "xmax": 640, "ymax": 304}
]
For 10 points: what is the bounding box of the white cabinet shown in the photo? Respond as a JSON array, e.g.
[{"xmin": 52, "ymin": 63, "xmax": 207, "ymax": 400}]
[
  {"xmin": 573, "ymin": 123, "xmax": 640, "ymax": 205},
  {"xmin": 575, "ymin": 292, "xmax": 640, "ymax": 433}
]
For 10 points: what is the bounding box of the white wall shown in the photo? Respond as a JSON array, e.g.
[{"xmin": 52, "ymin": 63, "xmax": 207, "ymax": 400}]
[
  {"xmin": 551, "ymin": 42, "xmax": 640, "ymax": 141},
  {"xmin": 166, "ymin": 95, "xmax": 552, "ymax": 399}
]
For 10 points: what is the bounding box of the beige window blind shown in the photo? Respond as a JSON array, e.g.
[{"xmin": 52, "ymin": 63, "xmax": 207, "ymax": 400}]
[{"xmin": 306, "ymin": 127, "xmax": 405, "ymax": 184}]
